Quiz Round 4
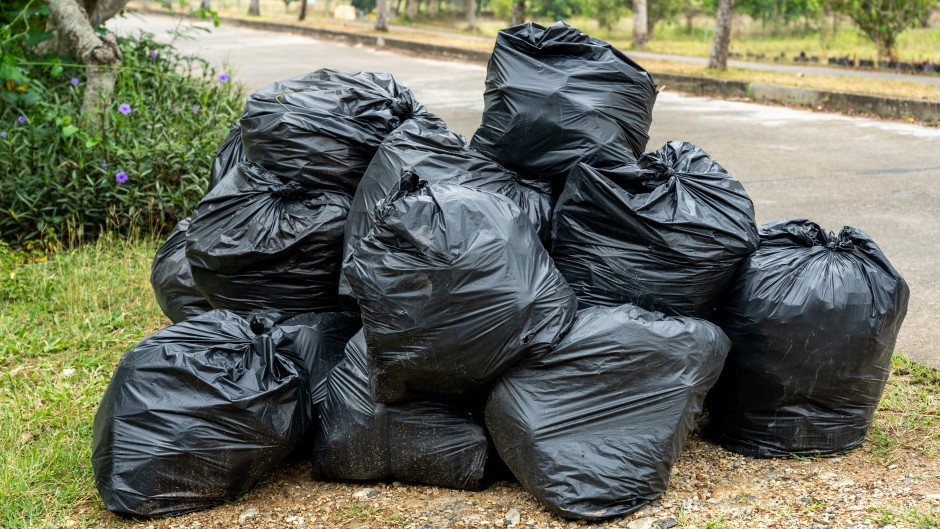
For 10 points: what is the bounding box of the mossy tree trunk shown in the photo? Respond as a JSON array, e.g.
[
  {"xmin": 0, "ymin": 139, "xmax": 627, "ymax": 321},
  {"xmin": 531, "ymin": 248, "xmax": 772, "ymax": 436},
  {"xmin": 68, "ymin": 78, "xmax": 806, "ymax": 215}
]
[{"xmin": 47, "ymin": 0, "xmax": 124, "ymax": 128}]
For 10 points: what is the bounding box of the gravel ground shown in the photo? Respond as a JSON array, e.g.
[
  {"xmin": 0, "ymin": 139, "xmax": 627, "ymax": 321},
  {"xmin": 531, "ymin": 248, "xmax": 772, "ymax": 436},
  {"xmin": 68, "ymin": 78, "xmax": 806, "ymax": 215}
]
[{"xmin": 75, "ymin": 428, "xmax": 940, "ymax": 529}]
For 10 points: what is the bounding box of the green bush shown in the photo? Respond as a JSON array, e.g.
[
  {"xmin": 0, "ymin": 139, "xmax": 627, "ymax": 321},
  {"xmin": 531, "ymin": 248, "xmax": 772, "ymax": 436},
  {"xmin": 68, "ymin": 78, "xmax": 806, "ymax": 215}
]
[{"xmin": 0, "ymin": 29, "xmax": 244, "ymax": 245}]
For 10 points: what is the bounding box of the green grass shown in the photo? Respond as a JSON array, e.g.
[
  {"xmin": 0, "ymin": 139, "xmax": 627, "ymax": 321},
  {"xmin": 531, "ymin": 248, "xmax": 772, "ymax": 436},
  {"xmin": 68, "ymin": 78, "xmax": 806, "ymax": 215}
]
[
  {"xmin": 869, "ymin": 505, "xmax": 940, "ymax": 529},
  {"xmin": 867, "ymin": 353, "xmax": 940, "ymax": 465},
  {"xmin": 0, "ymin": 234, "xmax": 165, "ymax": 529}
]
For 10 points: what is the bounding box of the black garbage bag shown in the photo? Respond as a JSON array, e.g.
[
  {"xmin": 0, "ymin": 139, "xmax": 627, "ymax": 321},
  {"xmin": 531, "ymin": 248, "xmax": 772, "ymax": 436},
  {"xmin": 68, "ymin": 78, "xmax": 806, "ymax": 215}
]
[
  {"xmin": 312, "ymin": 331, "xmax": 492, "ymax": 490},
  {"xmin": 470, "ymin": 22, "xmax": 657, "ymax": 190},
  {"xmin": 208, "ymin": 123, "xmax": 246, "ymax": 192},
  {"xmin": 91, "ymin": 310, "xmax": 313, "ymax": 517},
  {"xmin": 338, "ymin": 114, "xmax": 555, "ymax": 307},
  {"xmin": 186, "ymin": 162, "xmax": 350, "ymax": 315},
  {"xmin": 706, "ymin": 218, "xmax": 910, "ymax": 458},
  {"xmin": 344, "ymin": 178, "xmax": 577, "ymax": 402},
  {"xmin": 551, "ymin": 141, "xmax": 759, "ymax": 319},
  {"xmin": 150, "ymin": 217, "xmax": 212, "ymax": 323},
  {"xmin": 249, "ymin": 311, "xmax": 362, "ymax": 458},
  {"xmin": 240, "ymin": 69, "xmax": 425, "ymax": 196},
  {"xmin": 344, "ymin": 114, "xmax": 554, "ymax": 259},
  {"xmin": 485, "ymin": 304, "xmax": 730, "ymax": 519}
]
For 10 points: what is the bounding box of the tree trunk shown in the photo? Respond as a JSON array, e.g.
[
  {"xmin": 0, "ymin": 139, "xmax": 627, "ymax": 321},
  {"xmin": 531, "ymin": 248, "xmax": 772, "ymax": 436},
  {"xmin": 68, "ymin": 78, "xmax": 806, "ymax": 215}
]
[
  {"xmin": 632, "ymin": 0, "xmax": 648, "ymax": 47},
  {"xmin": 510, "ymin": 0, "xmax": 525, "ymax": 25},
  {"xmin": 48, "ymin": 0, "xmax": 123, "ymax": 128},
  {"xmin": 248, "ymin": 0, "xmax": 260, "ymax": 16},
  {"xmin": 82, "ymin": 0, "xmax": 127, "ymax": 27},
  {"xmin": 708, "ymin": 0, "xmax": 735, "ymax": 70},
  {"xmin": 465, "ymin": 0, "xmax": 476, "ymax": 29},
  {"xmin": 406, "ymin": 0, "xmax": 417, "ymax": 18},
  {"xmin": 428, "ymin": 0, "xmax": 439, "ymax": 17},
  {"xmin": 375, "ymin": 0, "xmax": 389, "ymax": 30},
  {"xmin": 200, "ymin": 0, "xmax": 211, "ymax": 9},
  {"xmin": 299, "ymin": 0, "xmax": 308, "ymax": 19}
]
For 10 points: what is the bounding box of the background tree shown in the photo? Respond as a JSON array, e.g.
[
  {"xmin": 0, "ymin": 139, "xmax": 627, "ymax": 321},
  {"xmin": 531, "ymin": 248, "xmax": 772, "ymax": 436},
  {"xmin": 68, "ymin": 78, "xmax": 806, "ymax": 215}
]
[
  {"xmin": 511, "ymin": 0, "xmax": 526, "ymax": 23},
  {"xmin": 648, "ymin": 0, "xmax": 684, "ymax": 37},
  {"xmin": 827, "ymin": 0, "xmax": 936, "ymax": 60},
  {"xmin": 736, "ymin": 0, "xmax": 822, "ymax": 34},
  {"xmin": 466, "ymin": 0, "xmax": 477, "ymax": 28},
  {"xmin": 586, "ymin": 0, "xmax": 626, "ymax": 29},
  {"xmin": 248, "ymin": 0, "xmax": 260, "ymax": 15},
  {"xmin": 708, "ymin": 0, "xmax": 735, "ymax": 69},
  {"xmin": 633, "ymin": 0, "xmax": 649, "ymax": 45},
  {"xmin": 375, "ymin": 0, "xmax": 389, "ymax": 29},
  {"xmin": 46, "ymin": 0, "xmax": 125, "ymax": 125}
]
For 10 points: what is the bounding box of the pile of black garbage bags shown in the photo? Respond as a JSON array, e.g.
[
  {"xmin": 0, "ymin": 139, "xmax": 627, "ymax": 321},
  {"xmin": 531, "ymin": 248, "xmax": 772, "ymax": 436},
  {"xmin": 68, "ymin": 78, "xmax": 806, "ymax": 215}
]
[{"xmin": 94, "ymin": 22, "xmax": 909, "ymax": 520}]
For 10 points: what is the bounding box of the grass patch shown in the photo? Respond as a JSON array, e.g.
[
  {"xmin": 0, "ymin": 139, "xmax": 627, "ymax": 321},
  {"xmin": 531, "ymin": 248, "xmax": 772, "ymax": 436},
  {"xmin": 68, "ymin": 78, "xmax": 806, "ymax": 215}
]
[
  {"xmin": 0, "ymin": 234, "xmax": 165, "ymax": 529},
  {"xmin": 869, "ymin": 505, "xmax": 940, "ymax": 529},
  {"xmin": 867, "ymin": 353, "xmax": 940, "ymax": 465}
]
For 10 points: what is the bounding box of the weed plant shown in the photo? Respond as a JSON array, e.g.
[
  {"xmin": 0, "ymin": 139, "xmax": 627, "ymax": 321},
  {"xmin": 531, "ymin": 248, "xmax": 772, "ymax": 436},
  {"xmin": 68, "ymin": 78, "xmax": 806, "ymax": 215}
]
[{"xmin": 0, "ymin": 24, "xmax": 244, "ymax": 245}]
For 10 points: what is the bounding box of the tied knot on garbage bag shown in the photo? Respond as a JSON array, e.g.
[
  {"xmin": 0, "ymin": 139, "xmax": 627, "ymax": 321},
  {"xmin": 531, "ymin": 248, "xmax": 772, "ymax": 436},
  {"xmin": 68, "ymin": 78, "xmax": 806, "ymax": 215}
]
[
  {"xmin": 551, "ymin": 141, "xmax": 759, "ymax": 318},
  {"xmin": 269, "ymin": 180, "xmax": 308, "ymax": 199}
]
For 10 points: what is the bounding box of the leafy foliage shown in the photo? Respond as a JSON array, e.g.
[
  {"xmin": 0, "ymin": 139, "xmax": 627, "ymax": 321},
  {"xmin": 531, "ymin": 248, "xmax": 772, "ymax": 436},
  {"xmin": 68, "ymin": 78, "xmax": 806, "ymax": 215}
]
[
  {"xmin": 826, "ymin": 0, "xmax": 937, "ymax": 59},
  {"xmin": 0, "ymin": 22, "xmax": 243, "ymax": 245}
]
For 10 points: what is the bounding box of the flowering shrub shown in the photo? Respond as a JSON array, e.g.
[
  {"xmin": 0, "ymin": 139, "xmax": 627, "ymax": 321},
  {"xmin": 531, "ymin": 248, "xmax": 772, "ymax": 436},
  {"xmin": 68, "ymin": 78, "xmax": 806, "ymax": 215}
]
[{"xmin": 0, "ymin": 31, "xmax": 244, "ymax": 244}]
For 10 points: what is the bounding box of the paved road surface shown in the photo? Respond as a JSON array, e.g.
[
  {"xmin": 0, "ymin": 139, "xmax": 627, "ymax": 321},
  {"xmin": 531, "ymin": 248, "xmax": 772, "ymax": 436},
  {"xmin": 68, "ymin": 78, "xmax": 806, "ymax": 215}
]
[{"xmin": 111, "ymin": 13, "xmax": 940, "ymax": 369}]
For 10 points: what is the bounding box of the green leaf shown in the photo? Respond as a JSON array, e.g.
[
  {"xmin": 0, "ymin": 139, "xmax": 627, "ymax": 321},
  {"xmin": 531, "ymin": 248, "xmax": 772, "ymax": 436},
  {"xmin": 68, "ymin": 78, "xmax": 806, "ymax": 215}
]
[{"xmin": 61, "ymin": 126, "xmax": 78, "ymax": 137}]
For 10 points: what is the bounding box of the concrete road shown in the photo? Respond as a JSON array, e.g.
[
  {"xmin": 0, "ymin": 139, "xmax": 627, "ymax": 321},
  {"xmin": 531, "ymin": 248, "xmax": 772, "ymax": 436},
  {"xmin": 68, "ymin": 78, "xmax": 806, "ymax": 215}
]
[{"xmin": 111, "ymin": 13, "xmax": 940, "ymax": 368}]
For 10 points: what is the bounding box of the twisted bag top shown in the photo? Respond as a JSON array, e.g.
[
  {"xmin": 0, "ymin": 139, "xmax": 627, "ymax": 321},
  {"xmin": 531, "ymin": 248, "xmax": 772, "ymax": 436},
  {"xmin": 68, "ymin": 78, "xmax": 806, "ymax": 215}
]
[
  {"xmin": 470, "ymin": 22, "xmax": 657, "ymax": 185},
  {"xmin": 240, "ymin": 69, "xmax": 426, "ymax": 195},
  {"xmin": 551, "ymin": 141, "xmax": 759, "ymax": 316},
  {"xmin": 344, "ymin": 178, "xmax": 576, "ymax": 402},
  {"xmin": 186, "ymin": 162, "xmax": 350, "ymax": 273}
]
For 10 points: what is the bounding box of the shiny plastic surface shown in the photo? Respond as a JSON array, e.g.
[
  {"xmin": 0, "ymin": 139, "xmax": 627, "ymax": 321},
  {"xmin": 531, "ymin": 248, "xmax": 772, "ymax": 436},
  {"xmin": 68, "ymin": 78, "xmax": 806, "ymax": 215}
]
[
  {"xmin": 92, "ymin": 310, "xmax": 313, "ymax": 517},
  {"xmin": 344, "ymin": 178, "xmax": 576, "ymax": 402},
  {"xmin": 706, "ymin": 218, "xmax": 910, "ymax": 457},
  {"xmin": 240, "ymin": 69, "xmax": 425, "ymax": 196},
  {"xmin": 149, "ymin": 217, "xmax": 212, "ymax": 323},
  {"xmin": 470, "ymin": 22, "xmax": 657, "ymax": 191},
  {"xmin": 186, "ymin": 162, "xmax": 350, "ymax": 315},
  {"xmin": 312, "ymin": 331, "xmax": 492, "ymax": 490},
  {"xmin": 486, "ymin": 304, "xmax": 730, "ymax": 519},
  {"xmin": 551, "ymin": 141, "xmax": 759, "ymax": 318}
]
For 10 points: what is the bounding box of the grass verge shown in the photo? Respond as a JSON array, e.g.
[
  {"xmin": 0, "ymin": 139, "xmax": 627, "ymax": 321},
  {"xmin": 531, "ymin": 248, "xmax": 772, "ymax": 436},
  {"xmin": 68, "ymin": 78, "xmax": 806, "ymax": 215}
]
[{"xmin": 0, "ymin": 234, "xmax": 165, "ymax": 529}]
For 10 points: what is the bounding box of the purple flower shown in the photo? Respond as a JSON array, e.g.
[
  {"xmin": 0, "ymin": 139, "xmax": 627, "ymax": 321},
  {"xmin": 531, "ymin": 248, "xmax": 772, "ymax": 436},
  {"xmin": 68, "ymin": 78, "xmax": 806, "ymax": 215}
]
[
  {"xmin": 17, "ymin": 116, "xmax": 26, "ymax": 124},
  {"xmin": 1, "ymin": 132, "xmax": 7, "ymax": 138},
  {"xmin": 171, "ymin": 106, "xmax": 179, "ymax": 114},
  {"xmin": 101, "ymin": 160, "xmax": 108, "ymax": 169},
  {"xmin": 115, "ymin": 171, "xmax": 128, "ymax": 184},
  {"xmin": 192, "ymin": 104, "xmax": 200, "ymax": 114},
  {"xmin": 150, "ymin": 50, "xmax": 158, "ymax": 59},
  {"xmin": 70, "ymin": 77, "xmax": 79, "ymax": 86},
  {"xmin": 218, "ymin": 72, "xmax": 230, "ymax": 83},
  {"xmin": 118, "ymin": 103, "xmax": 132, "ymax": 115}
]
